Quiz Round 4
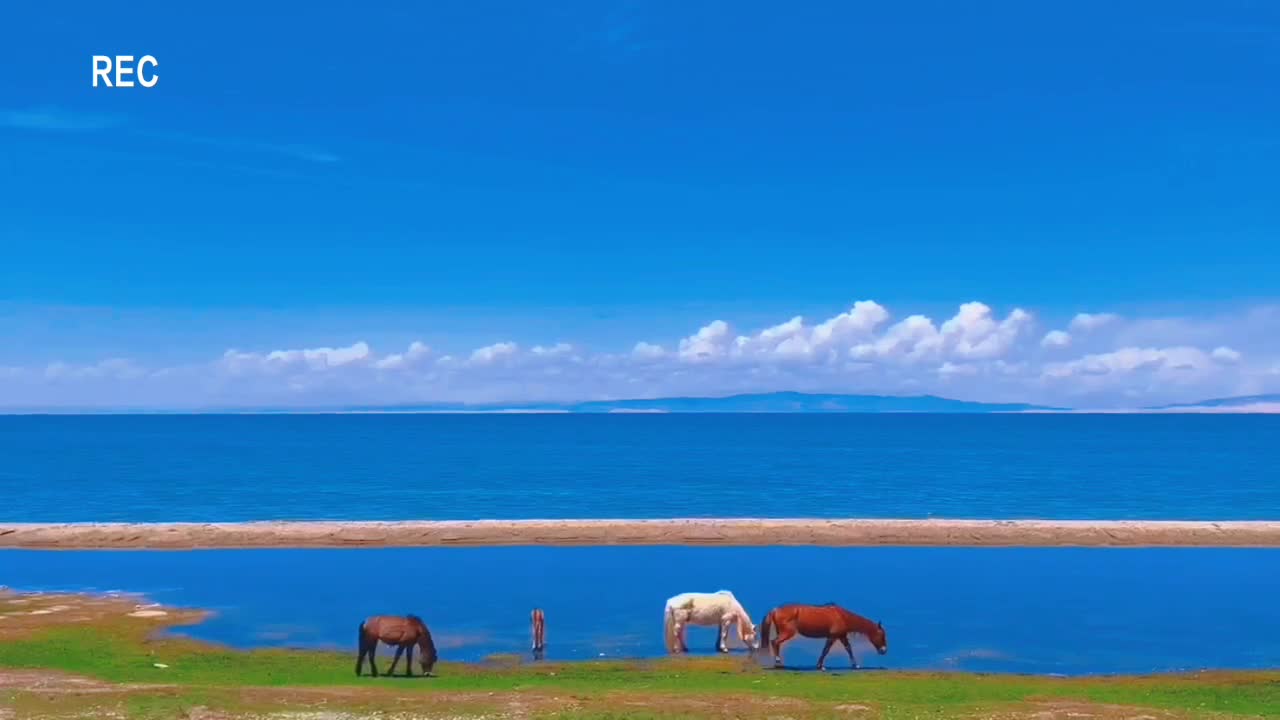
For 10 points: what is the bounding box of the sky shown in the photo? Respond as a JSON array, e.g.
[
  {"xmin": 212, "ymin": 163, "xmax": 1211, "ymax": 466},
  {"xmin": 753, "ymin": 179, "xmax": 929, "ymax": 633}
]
[{"xmin": 1, "ymin": 1, "xmax": 1278, "ymax": 409}]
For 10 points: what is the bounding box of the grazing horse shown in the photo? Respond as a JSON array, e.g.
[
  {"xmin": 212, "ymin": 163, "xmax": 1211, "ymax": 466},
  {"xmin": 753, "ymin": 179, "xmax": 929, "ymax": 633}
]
[
  {"xmin": 664, "ymin": 590, "xmax": 758, "ymax": 654},
  {"xmin": 758, "ymin": 603, "xmax": 887, "ymax": 670},
  {"xmin": 531, "ymin": 608, "xmax": 546, "ymax": 657},
  {"xmin": 356, "ymin": 615, "xmax": 438, "ymax": 677}
]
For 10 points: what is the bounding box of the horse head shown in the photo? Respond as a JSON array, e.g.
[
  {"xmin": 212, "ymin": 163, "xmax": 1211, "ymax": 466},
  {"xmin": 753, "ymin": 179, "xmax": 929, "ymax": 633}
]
[
  {"xmin": 408, "ymin": 615, "xmax": 438, "ymax": 674},
  {"xmin": 418, "ymin": 633, "xmax": 438, "ymax": 675},
  {"xmin": 736, "ymin": 615, "xmax": 759, "ymax": 648},
  {"xmin": 868, "ymin": 620, "xmax": 888, "ymax": 655}
]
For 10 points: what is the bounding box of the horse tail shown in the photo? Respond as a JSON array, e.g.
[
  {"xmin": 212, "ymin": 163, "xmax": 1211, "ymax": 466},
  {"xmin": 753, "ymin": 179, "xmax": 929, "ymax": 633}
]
[
  {"xmin": 663, "ymin": 603, "xmax": 676, "ymax": 653},
  {"xmin": 357, "ymin": 620, "xmax": 366, "ymax": 650},
  {"xmin": 758, "ymin": 610, "xmax": 773, "ymax": 654}
]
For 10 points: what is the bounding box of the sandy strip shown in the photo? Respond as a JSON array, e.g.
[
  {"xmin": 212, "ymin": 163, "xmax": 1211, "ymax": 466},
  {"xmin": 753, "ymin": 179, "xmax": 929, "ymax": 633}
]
[{"xmin": 1, "ymin": 519, "xmax": 1279, "ymax": 549}]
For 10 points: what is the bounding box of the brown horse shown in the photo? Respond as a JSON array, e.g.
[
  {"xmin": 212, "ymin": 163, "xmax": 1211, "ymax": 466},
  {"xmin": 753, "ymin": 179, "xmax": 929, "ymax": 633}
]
[
  {"xmin": 356, "ymin": 615, "xmax": 438, "ymax": 677},
  {"xmin": 531, "ymin": 608, "xmax": 546, "ymax": 657},
  {"xmin": 758, "ymin": 603, "xmax": 887, "ymax": 670}
]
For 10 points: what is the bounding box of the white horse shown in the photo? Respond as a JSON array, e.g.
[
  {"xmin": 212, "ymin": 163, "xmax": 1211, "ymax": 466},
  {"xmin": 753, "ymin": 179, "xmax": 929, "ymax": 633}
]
[{"xmin": 663, "ymin": 590, "xmax": 758, "ymax": 654}]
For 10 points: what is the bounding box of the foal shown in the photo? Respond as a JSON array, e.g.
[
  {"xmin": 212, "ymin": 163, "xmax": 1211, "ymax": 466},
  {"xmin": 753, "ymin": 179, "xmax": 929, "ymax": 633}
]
[
  {"xmin": 531, "ymin": 608, "xmax": 546, "ymax": 657},
  {"xmin": 356, "ymin": 614, "xmax": 438, "ymax": 677}
]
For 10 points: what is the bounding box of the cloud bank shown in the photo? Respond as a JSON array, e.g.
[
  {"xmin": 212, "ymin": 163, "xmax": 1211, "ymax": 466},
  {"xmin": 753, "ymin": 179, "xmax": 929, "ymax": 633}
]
[{"xmin": 2, "ymin": 300, "xmax": 1278, "ymax": 410}]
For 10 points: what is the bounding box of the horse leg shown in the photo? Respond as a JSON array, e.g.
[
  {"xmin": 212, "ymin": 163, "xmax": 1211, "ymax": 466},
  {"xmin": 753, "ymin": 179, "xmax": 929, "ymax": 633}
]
[
  {"xmin": 355, "ymin": 641, "xmax": 366, "ymax": 677},
  {"xmin": 838, "ymin": 635, "xmax": 858, "ymax": 669},
  {"xmin": 368, "ymin": 640, "xmax": 379, "ymax": 677},
  {"xmin": 387, "ymin": 645, "xmax": 404, "ymax": 676},
  {"xmin": 771, "ymin": 623, "xmax": 797, "ymax": 668},
  {"xmin": 816, "ymin": 637, "xmax": 836, "ymax": 671},
  {"xmin": 676, "ymin": 621, "xmax": 688, "ymax": 653},
  {"xmin": 716, "ymin": 618, "xmax": 730, "ymax": 653},
  {"xmin": 405, "ymin": 644, "xmax": 414, "ymax": 677}
]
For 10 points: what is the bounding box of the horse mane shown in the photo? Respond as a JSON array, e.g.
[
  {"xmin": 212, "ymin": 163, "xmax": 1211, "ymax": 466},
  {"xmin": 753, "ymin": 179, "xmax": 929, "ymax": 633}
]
[
  {"xmin": 409, "ymin": 615, "xmax": 437, "ymax": 658},
  {"xmin": 834, "ymin": 606, "xmax": 877, "ymax": 632}
]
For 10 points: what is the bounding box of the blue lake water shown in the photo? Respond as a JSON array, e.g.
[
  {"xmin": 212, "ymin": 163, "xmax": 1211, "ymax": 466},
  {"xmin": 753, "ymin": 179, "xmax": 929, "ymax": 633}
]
[
  {"xmin": 2, "ymin": 414, "xmax": 1279, "ymax": 521},
  {"xmin": 4, "ymin": 547, "xmax": 1279, "ymax": 675}
]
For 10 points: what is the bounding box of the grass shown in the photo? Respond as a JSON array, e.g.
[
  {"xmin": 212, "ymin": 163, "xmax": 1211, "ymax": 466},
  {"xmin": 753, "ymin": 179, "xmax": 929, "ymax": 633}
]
[{"xmin": 1, "ymin": 593, "xmax": 1278, "ymax": 719}]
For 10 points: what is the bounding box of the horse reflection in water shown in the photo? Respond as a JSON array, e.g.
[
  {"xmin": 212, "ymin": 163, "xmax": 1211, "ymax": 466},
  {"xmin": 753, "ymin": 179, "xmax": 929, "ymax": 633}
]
[
  {"xmin": 759, "ymin": 603, "xmax": 887, "ymax": 670},
  {"xmin": 355, "ymin": 615, "xmax": 438, "ymax": 677}
]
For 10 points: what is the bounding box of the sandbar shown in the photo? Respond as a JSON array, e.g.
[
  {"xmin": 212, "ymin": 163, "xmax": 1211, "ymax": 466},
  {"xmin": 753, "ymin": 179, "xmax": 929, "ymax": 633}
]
[{"xmin": 2, "ymin": 518, "xmax": 1279, "ymax": 549}]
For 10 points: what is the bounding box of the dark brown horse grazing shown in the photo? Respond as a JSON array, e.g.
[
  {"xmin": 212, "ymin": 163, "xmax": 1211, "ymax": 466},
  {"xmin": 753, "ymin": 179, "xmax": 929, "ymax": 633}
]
[
  {"xmin": 531, "ymin": 608, "xmax": 546, "ymax": 657},
  {"xmin": 758, "ymin": 603, "xmax": 887, "ymax": 670},
  {"xmin": 356, "ymin": 615, "xmax": 438, "ymax": 677}
]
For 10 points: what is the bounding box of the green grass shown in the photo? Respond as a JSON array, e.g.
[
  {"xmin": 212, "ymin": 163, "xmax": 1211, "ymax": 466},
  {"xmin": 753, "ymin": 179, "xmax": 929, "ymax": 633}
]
[
  {"xmin": 2, "ymin": 599, "xmax": 1280, "ymax": 717},
  {"xmin": 1, "ymin": 619, "xmax": 1278, "ymax": 718}
]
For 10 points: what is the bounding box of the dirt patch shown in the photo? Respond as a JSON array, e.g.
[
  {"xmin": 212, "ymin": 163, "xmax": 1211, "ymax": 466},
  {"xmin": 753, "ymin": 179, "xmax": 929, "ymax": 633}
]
[
  {"xmin": 0, "ymin": 589, "xmax": 206, "ymax": 641},
  {"xmin": 985, "ymin": 701, "xmax": 1187, "ymax": 720},
  {"xmin": 0, "ymin": 670, "xmax": 172, "ymax": 695}
]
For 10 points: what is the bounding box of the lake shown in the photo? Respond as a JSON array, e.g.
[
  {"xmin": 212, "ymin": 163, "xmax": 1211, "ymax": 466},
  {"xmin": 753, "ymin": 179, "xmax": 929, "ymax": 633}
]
[
  {"xmin": 3, "ymin": 413, "xmax": 1279, "ymax": 521},
  {"xmin": 4, "ymin": 546, "xmax": 1278, "ymax": 675}
]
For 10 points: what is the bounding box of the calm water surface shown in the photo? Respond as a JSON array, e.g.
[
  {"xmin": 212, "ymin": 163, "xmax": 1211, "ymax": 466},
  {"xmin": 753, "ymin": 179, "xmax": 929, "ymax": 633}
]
[
  {"xmin": 4, "ymin": 547, "xmax": 1278, "ymax": 675},
  {"xmin": 3, "ymin": 414, "xmax": 1278, "ymax": 521}
]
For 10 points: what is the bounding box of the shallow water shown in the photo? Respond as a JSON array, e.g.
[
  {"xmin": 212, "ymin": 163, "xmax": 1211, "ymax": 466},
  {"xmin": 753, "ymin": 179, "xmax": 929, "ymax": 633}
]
[{"xmin": 4, "ymin": 546, "xmax": 1278, "ymax": 675}]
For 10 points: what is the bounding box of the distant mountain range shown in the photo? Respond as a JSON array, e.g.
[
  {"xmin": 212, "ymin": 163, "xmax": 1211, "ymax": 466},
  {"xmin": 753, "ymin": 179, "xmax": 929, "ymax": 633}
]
[
  {"xmin": 334, "ymin": 390, "xmax": 1280, "ymax": 414},
  {"xmin": 337, "ymin": 391, "xmax": 1062, "ymax": 414},
  {"xmin": 7, "ymin": 391, "xmax": 1279, "ymax": 414},
  {"xmin": 1141, "ymin": 394, "xmax": 1280, "ymax": 411}
]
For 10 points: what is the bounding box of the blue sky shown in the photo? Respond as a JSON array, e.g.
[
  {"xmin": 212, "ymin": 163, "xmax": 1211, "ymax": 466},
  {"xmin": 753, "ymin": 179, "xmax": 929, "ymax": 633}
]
[{"xmin": 2, "ymin": 1, "xmax": 1279, "ymax": 409}]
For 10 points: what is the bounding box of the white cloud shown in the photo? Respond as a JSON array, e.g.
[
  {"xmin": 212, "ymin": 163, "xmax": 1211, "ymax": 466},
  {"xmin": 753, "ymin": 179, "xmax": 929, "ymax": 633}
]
[
  {"xmin": 531, "ymin": 343, "xmax": 574, "ymax": 357},
  {"xmin": 44, "ymin": 358, "xmax": 145, "ymax": 381},
  {"xmin": 469, "ymin": 342, "xmax": 518, "ymax": 365},
  {"xmin": 222, "ymin": 341, "xmax": 371, "ymax": 374},
  {"xmin": 1042, "ymin": 346, "xmax": 1214, "ymax": 379},
  {"xmin": 677, "ymin": 320, "xmax": 731, "ymax": 361},
  {"xmin": 853, "ymin": 314, "xmax": 940, "ymax": 361},
  {"xmin": 631, "ymin": 341, "xmax": 666, "ymax": 359},
  {"xmin": 1041, "ymin": 330, "xmax": 1072, "ymax": 349},
  {"xmin": 3, "ymin": 300, "xmax": 1278, "ymax": 410},
  {"xmin": 809, "ymin": 300, "xmax": 890, "ymax": 347},
  {"xmin": 849, "ymin": 302, "xmax": 1031, "ymax": 363},
  {"xmin": 942, "ymin": 303, "xmax": 1032, "ymax": 360},
  {"xmin": 1068, "ymin": 312, "xmax": 1120, "ymax": 332},
  {"xmin": 1211, "ymin": 346, "xmax": 1242, "ymax": 363},
  {"xmin": 937, "ymin": 361, "xmax": 978, "ymax": 377},
  {"xmin": 374, "ymin": 341, "xmax": 431, "ymax": 370}
]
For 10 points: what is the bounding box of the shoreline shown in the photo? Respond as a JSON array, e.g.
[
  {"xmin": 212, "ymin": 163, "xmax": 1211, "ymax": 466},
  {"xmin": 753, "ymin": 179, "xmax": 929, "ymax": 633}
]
[
  {"xmin": 4, "ymin": 591, "xmax": 1276, "ymax": 720},
  {"xmin": 3, "ymin": 518, "xmax": 1280, "ymax": 550}
]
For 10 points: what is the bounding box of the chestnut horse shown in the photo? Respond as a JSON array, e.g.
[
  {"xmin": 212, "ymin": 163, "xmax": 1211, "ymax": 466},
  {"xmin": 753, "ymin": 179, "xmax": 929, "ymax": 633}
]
[
  {"xmin": 758, "ymin": 603, "xmax": 887, "ymax": 670},
  {"xmin": 531, "ymin": 608, "xmax": 546, "ymax": 657},
  {"xmin": 356, "ymin": 614, "xmax": 438, "ymax": 677}
]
